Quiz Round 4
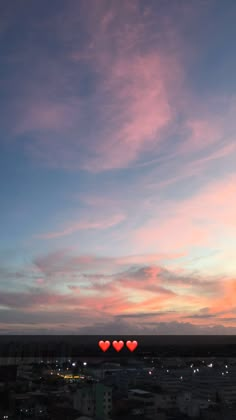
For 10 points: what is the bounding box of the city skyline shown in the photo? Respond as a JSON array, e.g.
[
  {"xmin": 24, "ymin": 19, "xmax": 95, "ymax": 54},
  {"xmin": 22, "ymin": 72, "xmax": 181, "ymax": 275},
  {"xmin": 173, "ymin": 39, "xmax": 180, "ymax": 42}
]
[{"xmin": 0, "ymin": 0, "xmax": 236, "ymax": 333}]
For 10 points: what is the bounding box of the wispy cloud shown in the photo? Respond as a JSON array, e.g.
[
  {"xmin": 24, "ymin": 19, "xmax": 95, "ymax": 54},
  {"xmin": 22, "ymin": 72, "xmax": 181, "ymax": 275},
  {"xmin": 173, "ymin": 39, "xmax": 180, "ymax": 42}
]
[
  {"xmin": 35, "ymin": 213, "xmax": 125, "ymax": 239},
  {"xmin": 132, "ymin": 175, "xmax": 236, "ymax": 253}
]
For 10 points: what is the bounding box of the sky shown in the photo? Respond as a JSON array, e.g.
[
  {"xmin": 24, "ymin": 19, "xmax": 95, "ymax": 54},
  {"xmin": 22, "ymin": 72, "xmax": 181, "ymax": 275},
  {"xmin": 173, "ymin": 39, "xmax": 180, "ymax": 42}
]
[{"xmin": 0, "ymin": 0, "xmax": 236, "ymax": 334}]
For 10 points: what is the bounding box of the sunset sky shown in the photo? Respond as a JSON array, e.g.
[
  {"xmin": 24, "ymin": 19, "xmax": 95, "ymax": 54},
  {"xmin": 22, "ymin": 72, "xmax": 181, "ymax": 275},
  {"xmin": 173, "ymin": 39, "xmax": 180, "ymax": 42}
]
[{"xmin": 0, "ymin": 0, "xmax": 236, "ymax": 334}]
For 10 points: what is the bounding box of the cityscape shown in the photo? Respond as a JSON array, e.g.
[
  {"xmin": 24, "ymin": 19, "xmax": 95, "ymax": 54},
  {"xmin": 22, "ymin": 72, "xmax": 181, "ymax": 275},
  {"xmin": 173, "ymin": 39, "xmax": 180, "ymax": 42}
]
[{"xmin": 1, "ymin": 352, "xmax": 236, "ymax": 419}]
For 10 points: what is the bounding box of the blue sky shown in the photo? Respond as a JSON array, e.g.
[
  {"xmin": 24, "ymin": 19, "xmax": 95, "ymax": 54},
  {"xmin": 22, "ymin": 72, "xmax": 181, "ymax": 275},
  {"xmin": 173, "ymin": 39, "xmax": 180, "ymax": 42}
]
[{"xmin": 0, "ymin": 0, "xmax": 236, "ymax": 333}]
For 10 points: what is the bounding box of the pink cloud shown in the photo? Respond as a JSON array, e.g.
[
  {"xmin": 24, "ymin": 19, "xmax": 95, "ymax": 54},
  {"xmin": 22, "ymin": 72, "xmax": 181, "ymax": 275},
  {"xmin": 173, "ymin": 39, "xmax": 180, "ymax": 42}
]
[
  {"xmin": 86, "ymin": 53, "xmax": 176, "ymax": 171},
  {"xmin": 178, "ymin": 98, "xmax": 236, "ymax": 156},
  {"xmin": 1, "ymin": 0, "xmax": 235, "ymax": 177},
  {"xmin": 4, "ymin": 0, "xmax": 184, "ymax": 173},
  {"xmin": 134, "ymin": 218, "xmax": 209, "ymax": 253},
  {"xmin": 132, "ymin": 175, "xmax": 236, "ymax": 253},
  {"xmin": 1, "ymin": 261, "xmax": 236, "ymax": 329},
  {"xmin": 114, "ymin": 253, "xmax": 185, "ymax": 266},
  {"xmin": 15, "ymin": 101, "xmax": 77, "ymax": 134},
  {"xmin": 33, "ymin": 249, "xmax": 184, "ymax": 278},
  {"xmin": 24, "ymin": 50, "xmax": 177, "ymax": 172}
]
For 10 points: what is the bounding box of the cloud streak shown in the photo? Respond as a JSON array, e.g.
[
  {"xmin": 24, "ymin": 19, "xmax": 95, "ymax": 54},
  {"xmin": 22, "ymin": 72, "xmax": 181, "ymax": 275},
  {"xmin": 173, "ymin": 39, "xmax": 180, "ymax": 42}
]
[{"xmin": 36, "ymin": 214, "xmax": 125, "ymax": 239}]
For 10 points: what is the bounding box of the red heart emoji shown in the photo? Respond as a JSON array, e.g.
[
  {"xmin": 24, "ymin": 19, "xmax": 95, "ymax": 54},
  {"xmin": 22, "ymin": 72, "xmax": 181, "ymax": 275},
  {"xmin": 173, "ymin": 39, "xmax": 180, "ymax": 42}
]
[
  {"xmin": 98, "ymin": 340, "xmax": 111, "ymax": 352},
  {"xmin": 112, "ymin": 340, "xmax": 124, "ymax": 352},
  {"xmin": 126, "ymin": 340, "xmax": 138, "ymax": 352}
]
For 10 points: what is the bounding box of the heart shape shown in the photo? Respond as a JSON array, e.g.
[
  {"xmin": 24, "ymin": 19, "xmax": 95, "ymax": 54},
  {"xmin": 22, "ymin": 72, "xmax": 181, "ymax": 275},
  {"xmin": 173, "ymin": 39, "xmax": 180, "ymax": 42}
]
[
  {"xmin": 98, "ymin": 340, "xmax": 111, "ymax": 352},
  {"xmin": 112, "ymin": 340, "xmax": 124, "ymax": 352},
  {"xmin": 126, "ymin": 340, "xmax": 138, "ymax": 352}
]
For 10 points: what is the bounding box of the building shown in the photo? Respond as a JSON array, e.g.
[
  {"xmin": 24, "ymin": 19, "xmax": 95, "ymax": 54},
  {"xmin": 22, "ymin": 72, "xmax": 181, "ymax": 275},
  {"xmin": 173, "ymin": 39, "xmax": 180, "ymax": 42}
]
[
  {"xmin": 73, "ymin": 383, "xmax": 112, "ymax": 420},
  {"xmin": 177, "ymin": 392, "xmax": 213, "ymax": 418},
  {"xmin": 192, "ymin": 367, "xmax": 236, "ymax": 404},
  {"xmin": 128, "ymin": 389, "xmax": 156, "ymax": 419}
]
